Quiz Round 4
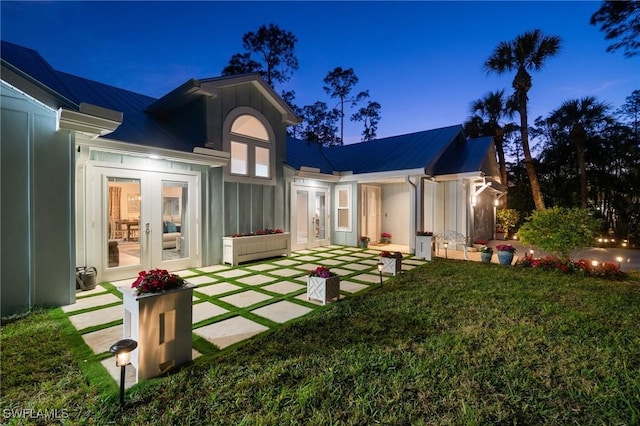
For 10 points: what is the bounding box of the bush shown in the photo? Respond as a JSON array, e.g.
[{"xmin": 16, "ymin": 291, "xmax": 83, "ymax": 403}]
[
  {"xmin": 496, "ymin": 208, "xmax": 520, "ymax": 232},
  {"xmin": 518, "ymin": 207, "xmax": 601, "ymax": 259}
]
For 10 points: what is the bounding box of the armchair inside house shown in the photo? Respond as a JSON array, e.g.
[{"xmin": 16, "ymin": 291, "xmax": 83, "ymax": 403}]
[{"xmin": 162, "ymin": 217, "xmax": 182, "ymax": 249}]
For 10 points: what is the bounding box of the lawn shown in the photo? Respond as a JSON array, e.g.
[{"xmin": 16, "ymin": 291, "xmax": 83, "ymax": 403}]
[{"xmin": 2, "ymin": 258, "xmax": 639, "ymax": 425}]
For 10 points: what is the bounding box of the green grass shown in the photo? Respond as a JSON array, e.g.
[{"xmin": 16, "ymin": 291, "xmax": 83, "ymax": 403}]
[{"xmin": 2, "ymin": 259, "xmax": 639, "ymax": 425}]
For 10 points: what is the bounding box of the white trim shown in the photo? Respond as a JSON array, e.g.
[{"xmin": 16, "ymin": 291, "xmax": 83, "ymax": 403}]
[
  {"xmin": 335, "ymin": 185, "xmax": 352, "ymax": 232},
  {"xmin": 336, "ymin": 168, "xmax": 426, "ymax": 183},
  {"xmin": 76, "ymin": 137, "xmax": 229, "ymax": 167}
]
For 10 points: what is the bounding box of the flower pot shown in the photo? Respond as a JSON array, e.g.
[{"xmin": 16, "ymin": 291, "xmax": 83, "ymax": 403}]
[
  {"xmin": 497, "ymin": 251, "xmax": 514, "ymax": 265},
  {"xmin": 380, "ymin": 237, "xmax": 391, "ymax": 244},
  {"xmin": 480, "ymin": 252, "xmax": 493, "ymax": 263},
  {"xmin": 495, "ymin": 231, "xmax": 507, "ymax": 240},
  {"xmin": 359, "ymin": 240, "xmax": 369, "ymax": 249},
  {"xmin": 307, "ymin": 275, "xmax": 340, "ymax": 305},
  {"xmin": 380, "ymin": 257, "xmax": 402, "ymax": 276}
]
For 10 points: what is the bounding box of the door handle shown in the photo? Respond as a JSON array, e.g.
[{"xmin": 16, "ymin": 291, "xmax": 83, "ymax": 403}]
[{"xmin": 145, "ymin": 222, "xmax": 151, "ymax": 234}]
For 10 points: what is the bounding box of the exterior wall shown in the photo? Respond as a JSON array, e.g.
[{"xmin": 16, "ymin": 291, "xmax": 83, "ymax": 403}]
[
  {"xmin": 472, "ymin": 190, "xmax": 495, "ymax": 242},
  {"xmin": 380, "ymin": 183, "xmax": 411, "ymax": 246},
  {"xmin": 1, "ymin": 82, "xmax": 75, "ymax": 315},
  {"xmin": 426, "ymin": 180, "xmax": 469, "ymax": 247},
  {"xmin": 204, "ymin": 83, "xmax": 289, "ymax": 236}
]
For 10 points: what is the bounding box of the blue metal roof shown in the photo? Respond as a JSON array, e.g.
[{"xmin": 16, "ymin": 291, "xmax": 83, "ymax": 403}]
[
  {"xmin": 286, "ymin": 136, "xmax": 337, "ymax": 174},
  {"xmin": 285, "ymin": 125, "xmax": 490, "ymax": 177},
  {"xmin": 432, "ymin": 135, "xmax": 494, "ymax": 175}
]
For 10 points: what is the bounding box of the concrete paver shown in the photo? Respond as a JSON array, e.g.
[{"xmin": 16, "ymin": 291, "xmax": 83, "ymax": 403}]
[{"xmin": 251, "ymin": 300, "xmax": 313, "ymax": 323}]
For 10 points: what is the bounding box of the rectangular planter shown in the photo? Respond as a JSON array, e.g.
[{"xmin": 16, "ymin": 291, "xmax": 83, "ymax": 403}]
[
  {"xmin": 120, "ymin": 285, "xmax": 194, "ymax": 383},
  {"xmin": 380, "ymin": 257, "xmax": 402, "ymax": 276},
  {"xmin": 222, "ymin": 232, "xmax": 291, "ymax": 266},
  {"xmin": 307, "ymin": 275, "xmax": 340, "ymax": 305},
  {"xmin": 415, "ymin": 236, "xmax": 432, "ymax": 261}
]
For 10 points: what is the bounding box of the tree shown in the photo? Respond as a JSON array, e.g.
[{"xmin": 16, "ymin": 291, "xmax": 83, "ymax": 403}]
[
  {"xmin": 590, "ymin": 1, "xmax": 640, "ymax": 58},
  {"xmin": 281, "ymin": 90, "xmax": 304, "ymax": 139},
  {"xmin": 465, "ymin": 89, "xmax": 517, "ymax": 191},
  {"xmin": 301, "ymin": 102, "xmax": 340, "ymax": 146},
  {"xmin": 616, "ymin": 89, "xmax": 640, "ymax": 141},
  {"xmin": 323, "ymin": 67, "xmax": 369, "ymax": 144},
  {"xmin": 518, "ymin": 207, "xmax": 601, "ymax": 260},
  {"xmin": 548, "ymin": 97, "xmax": 613, "ymax": 208},
  {"xmin": 222, "ymin": 24, "xmax": 298, "ymax": 87},
  {"xmin": 351, "ymin": 101, "xmax": 381, "ymax": 141},
  {"xmin": 221, "ymin": 53, "xmax": 263, "ymax": 77},
  {"xmin": 485, "ymin": 29, "xmax": 561, "ymax": 210}
]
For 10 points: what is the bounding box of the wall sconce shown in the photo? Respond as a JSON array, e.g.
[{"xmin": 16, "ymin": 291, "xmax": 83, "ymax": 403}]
[
  {"xmin": 494, "ymin": 199, "xmax": 499, "ymax": 207},
  {"xmin": 443, "ymin": 242, "xmax": 448, "ymax": 259},
  {"xmin": 471, "ymin": 195, "xmax": 477, "ymax": 207},
  {"xmin": 110, "ymin": 338, "xmax": 138, "ymax": 407},
  {"xmin": 377, "ymin": 262, "xmax": 383, "ymax": 286}
]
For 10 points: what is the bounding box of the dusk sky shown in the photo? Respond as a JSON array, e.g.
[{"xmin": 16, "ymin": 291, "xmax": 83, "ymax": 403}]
[{"xmin": 2, "ymin": 1, "xmax": 638, "ymax": 144}]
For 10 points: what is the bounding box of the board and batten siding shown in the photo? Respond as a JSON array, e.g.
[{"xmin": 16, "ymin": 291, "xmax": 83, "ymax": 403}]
[{"xmin": 1, "ymin": 82, "xmax": 75, "ymax": 315}]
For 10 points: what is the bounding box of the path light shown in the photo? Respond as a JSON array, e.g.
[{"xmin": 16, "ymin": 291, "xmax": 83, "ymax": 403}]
[
  {"xmin": 529, "ymin": 249, "xmax": 535, "ymax": 256},
  {"xmin": 110, "ymin": 338, "xmax": 137, "ymax": 407},
  {"xmin": 616, "ymin": 256, "xmax": 623, "ymax": 269},
  {"xmin": 443, "ymin": 242, "xmax": 448, "ymax": 259},
  {"xmin": 591, "ymin": 260, "xmax": 599, "ymax": 268},
  {"xmin": 377, "ymin": 262, "xmax": 383, "ymax": 286}
]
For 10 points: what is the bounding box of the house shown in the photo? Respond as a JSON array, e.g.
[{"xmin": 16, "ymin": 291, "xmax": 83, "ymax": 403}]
[{"xmin": 1, "ymin": 40, "xmax": 504, "ymax": 316}]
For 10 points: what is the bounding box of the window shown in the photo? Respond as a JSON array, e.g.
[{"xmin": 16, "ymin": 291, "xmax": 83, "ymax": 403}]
[
  {"xmin": 226, "ymin": 111, "xmax": 274, "ymax": 182},
  {"xmin": 230, "ymin": 141, "xmax": 248, "ymax": 175},
  {"xmin": 336, "ymin": 185, "xmax": 351, "ymax": 231},
  {"xmin": 255, "ymin": 146, "xmax": 269, "ymax": 178}
]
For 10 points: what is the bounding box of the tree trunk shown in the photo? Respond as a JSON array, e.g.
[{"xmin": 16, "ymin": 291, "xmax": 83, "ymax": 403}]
[
  {"xmin": 570, "ymin": 124, "xmax": 588, "ymax": 209},
  {"xmin": 514, "ymin": 68, "xmax": 545, "ymax": 210},
  {"xmin": 494, "ymin": 127, "xmax": 508, "ymax": 197}
]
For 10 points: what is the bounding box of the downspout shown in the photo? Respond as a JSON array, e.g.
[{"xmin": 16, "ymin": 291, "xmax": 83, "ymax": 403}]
[{"xmin": 407, "ymin": 176, "xmax": 417, "ymax": 254}]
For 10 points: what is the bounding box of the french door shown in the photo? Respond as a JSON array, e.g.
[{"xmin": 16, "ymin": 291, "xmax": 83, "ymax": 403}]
[
  {"xmin": 361, "ymin": 185, "xmax": 381, "ymax": 242},
  {"xmin": 292, "ymin": 185, "xmax": 330, "ymax": 250},
  {"xmin": 89, "ymin": 166, "xmax": 199, "ymax": 282}
]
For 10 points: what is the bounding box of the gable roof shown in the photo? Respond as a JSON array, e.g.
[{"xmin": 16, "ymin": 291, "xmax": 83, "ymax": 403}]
[{"xmin": 286, "ymin": 125, "xmax": 495, "ymax": 178}]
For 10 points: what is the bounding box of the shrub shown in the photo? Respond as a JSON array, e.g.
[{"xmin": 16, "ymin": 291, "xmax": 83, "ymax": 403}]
[
  {"xmin": 518, "ymin": 207, "xmax": 601, "ymax": 260},
  {"xmin": 496, "ymin": 208, "xmax": 520, "ymax": 232}
]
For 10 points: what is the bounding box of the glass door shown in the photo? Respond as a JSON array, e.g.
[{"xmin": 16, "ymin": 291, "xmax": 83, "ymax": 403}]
[
  {"xmin": 292, "ymin": 185, "xmax": 330, "ymax": 250},
  {"xmin": 91, "ymin": 166, "xmax": 198, "ymax": 282}
]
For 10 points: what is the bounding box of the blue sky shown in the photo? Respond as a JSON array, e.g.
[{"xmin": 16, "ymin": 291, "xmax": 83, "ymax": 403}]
[{"xmin": 2, "ymin": 1, "xmax": 638, "ymax": 144}]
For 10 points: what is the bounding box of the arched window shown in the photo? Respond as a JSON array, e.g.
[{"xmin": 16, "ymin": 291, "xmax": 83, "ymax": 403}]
[{"xmin": 226, "ymin": 111, "xmax": 274, "ymax": 181}]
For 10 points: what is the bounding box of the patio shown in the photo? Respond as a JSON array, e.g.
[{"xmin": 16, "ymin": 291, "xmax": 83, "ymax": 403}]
[{"xmin": 62, "ymin": 245, "xmax": 427, "ymax": 388}]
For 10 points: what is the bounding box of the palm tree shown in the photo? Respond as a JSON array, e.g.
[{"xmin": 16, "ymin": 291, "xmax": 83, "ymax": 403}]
[
  {"xmin": 485, "ymin": 29, "xmax": 561, "ymax": 210},
  {"xmin": 548, "ymin": 97, "xmax": 613, "ymax": 208},
  {"xmin": 466, "ymin": 89, "xmax": 517, "ymax": 191}
]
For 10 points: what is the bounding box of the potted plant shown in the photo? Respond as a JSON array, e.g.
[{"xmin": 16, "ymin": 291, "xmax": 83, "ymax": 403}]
[
  {"xmin": 415, "ymin": 231, "xmax": 433, "ymax": 261},
  {"xmin": 380, "ymin": 251, "xmax": 403, "ymax": 275},
  {"xmin": 307, "ymin": 266, "xmax": 340, "ymax": 305},
  {"xmin": 480, "ymin": 246, "xmax": 493, "ymax": 263},
  {"xmin": 495, "ymin": 244, "xmax": 517, "ymax": 265},
  {"xmin": 359, "ymin": 235, "xmax": 370, "ymax": 249},
  {"xmin": 380, "ymin": 232, "xmax": 392, "ymax": 244},
  {"xmin": 121, "ymin": 268, "xmax": 193, "ymax": 383},
  {"xmin": 131, "ymin": 268, "xmax": 186, "ymax": 295}
]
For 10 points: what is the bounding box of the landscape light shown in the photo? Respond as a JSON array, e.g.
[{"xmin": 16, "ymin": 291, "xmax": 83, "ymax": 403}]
[
  {"xmin": 377, "ymin": 262, "xmax": 383, "ymax": 286},
  {"xmin": 591, "ymin": 260, "xmax": 599, "ymax": 267},
  {"xmin": 616, "ymin": 256, "xmax": 623, "ymax": 269},
  {"xmin": 443, "ymin": 242, "xmax": 448, "ymax": 259},
  {"xmin": 110, "ymin": 339, "xmax": 137, "ymax": 407}
]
